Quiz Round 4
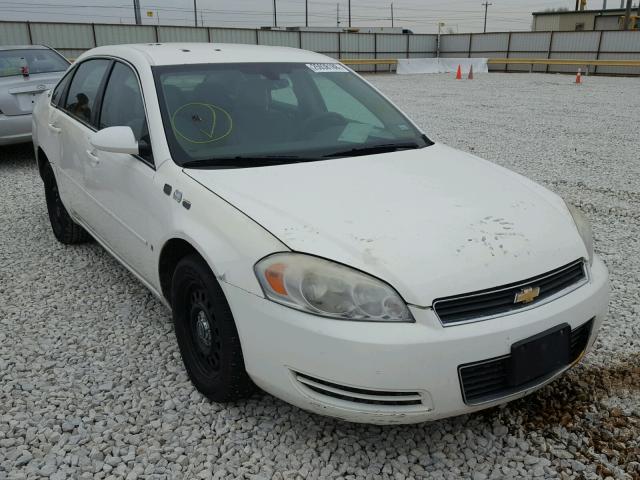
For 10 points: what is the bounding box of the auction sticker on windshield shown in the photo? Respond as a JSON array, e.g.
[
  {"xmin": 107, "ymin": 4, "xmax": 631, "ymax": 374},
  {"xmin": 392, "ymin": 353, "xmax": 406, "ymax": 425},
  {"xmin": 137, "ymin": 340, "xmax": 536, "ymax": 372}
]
[{"xmin": 306, "ymin": 63, "xmax": 348, "ymax": 73}]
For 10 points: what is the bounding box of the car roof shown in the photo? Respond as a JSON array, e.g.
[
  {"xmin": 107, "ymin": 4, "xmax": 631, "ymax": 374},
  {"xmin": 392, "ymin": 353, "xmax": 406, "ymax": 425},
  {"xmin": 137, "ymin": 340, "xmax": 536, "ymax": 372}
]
[
  {"xmin": 0, "ymin": 45, "xmax": 51, "ymax": 51},
  {"xmin": 80, "ymin": 43, "xmax": 336, "ymax": 66}
]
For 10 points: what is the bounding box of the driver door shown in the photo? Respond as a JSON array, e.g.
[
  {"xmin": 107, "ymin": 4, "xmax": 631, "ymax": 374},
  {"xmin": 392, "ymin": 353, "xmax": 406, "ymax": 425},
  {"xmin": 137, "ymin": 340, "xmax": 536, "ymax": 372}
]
[{"xmin": 83, "ymin": 61, "xmax": 163, "ymax": 284}]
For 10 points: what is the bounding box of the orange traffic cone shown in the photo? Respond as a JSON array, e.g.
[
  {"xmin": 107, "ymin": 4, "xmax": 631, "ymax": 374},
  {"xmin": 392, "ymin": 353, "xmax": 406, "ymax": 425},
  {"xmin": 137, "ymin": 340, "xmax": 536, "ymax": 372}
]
[
  {"xmin": 575, "ymin": 68, "xmax": 582, "ymax": 84},
  {"xmin": 468, "ymin": 65, "xmax": 474, "ymax": 80},
  {"xmin": 456, "ymin": 64, "xmax": 462, "ymax": 80}
]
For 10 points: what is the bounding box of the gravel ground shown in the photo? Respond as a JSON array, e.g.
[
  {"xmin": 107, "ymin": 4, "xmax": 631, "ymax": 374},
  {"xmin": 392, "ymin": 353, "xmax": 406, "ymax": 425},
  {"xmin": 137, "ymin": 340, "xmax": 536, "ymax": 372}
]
[{"xmin": 1, "ymin": 72, "xmax": 638, "ymax": 480}]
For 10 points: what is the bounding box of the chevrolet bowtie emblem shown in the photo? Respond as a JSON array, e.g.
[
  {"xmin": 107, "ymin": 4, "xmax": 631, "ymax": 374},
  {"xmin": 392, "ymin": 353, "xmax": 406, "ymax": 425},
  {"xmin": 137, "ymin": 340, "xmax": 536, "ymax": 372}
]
[{"xmin": 514, "ymin": 286, "xmax": 541, "ymax": 304}]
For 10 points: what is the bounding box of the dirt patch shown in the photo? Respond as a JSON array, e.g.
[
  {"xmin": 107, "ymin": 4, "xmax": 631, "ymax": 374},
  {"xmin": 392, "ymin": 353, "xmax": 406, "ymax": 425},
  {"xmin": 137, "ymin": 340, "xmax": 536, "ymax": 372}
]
[{"xmin": 507, "ymin": 353, "xmax": 640, "ymax": 478}]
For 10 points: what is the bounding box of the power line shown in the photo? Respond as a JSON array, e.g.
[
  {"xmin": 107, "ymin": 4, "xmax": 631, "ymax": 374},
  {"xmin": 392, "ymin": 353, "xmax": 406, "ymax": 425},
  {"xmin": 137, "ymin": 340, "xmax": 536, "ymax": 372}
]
[{"xmin": 0, "ymin": 0, "xmax": 547, "ymax": 31}]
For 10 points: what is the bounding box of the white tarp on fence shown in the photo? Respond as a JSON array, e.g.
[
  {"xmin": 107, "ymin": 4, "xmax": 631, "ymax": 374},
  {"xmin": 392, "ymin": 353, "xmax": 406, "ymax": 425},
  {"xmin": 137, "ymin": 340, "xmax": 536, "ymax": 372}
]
[{"xmin": 396, "ymin": 57, "xmax": 488, "ymax": 74}]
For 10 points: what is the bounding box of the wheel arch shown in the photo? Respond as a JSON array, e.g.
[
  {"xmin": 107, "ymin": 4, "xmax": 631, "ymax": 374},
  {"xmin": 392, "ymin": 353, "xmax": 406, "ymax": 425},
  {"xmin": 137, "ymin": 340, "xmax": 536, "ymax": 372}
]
[
  {"xmin": 158, "ymin": 237, "xmax": 211, "ymax": 304},
  {"xmin": 36, "ymin": 147, "xmax": 49, "ymax": 180}
]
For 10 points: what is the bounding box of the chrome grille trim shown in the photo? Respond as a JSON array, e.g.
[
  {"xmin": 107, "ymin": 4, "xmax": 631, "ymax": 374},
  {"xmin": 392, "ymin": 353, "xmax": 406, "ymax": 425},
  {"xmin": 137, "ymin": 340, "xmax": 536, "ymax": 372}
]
[{"xmin": 433, "ymin": 259, "xmax": 589, "ymax": 326}]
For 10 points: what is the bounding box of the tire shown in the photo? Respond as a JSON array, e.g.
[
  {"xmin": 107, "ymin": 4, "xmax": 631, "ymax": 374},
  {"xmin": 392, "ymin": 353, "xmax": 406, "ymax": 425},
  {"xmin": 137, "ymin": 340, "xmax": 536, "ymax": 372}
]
[
  {"xmin": 171, "ymin": 254, "xmax": 254, "ymax": 402},
  {"xmin": 42, "ymin": 163, "xmax": 91, "ymax": 244}
]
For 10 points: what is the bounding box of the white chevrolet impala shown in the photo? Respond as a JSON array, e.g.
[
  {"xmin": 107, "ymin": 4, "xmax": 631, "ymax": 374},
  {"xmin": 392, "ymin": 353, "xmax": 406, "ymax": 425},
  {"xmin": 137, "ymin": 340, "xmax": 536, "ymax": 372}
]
[{"xmin": 32, "ymin": 43, "xmax": 609, "ymax": 424}]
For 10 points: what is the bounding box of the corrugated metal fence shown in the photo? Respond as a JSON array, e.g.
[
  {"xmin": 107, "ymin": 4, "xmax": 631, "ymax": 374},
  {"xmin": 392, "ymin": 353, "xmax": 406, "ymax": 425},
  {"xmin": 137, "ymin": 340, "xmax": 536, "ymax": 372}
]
[
  {"xmin": 1, "ymin": 20, "xmax": 639, "ymax": 74},
  {"xmin": 440, "ymin": 30, "xmax": 640, "ymax": 74}
]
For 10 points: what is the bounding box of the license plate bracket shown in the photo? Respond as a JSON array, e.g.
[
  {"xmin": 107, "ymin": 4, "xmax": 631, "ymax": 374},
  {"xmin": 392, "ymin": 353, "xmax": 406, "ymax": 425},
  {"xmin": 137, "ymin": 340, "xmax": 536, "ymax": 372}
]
[{"xmin": 508, "ymin": 323, "xmax": 571, "ymax": 386}]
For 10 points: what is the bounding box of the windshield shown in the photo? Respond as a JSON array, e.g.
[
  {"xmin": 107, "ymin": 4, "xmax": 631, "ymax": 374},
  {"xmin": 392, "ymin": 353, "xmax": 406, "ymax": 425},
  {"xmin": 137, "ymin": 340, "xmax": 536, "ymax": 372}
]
[
  {"xmin": 153, "ymin": 62, "xmax": 431, "ymax": 167},
  {"xmin": 0, "ymin": 49, "xmax": 69, "ymax": 78}
]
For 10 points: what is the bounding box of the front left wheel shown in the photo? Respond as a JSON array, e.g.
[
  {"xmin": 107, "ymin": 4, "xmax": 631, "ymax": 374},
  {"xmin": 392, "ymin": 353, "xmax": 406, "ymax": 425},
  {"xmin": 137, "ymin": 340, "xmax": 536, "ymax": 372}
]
[{"xmin": 171, "ymin": 254, "xmax": 255, "ymax": 402}]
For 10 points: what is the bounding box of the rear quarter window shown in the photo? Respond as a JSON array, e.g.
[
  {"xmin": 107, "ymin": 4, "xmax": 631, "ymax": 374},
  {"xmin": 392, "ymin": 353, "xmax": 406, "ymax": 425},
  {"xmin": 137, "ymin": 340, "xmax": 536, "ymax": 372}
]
[{"xmin": 51, "ymin": 70, "xmax": 74, "ymax": 107}]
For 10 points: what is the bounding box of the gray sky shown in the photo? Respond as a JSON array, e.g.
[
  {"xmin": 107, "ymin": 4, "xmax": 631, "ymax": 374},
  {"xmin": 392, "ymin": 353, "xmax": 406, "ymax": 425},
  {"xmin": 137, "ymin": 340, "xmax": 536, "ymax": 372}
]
[{"xmin": 0, "ymin": 0, "xmax": 580, "ymax": 33}]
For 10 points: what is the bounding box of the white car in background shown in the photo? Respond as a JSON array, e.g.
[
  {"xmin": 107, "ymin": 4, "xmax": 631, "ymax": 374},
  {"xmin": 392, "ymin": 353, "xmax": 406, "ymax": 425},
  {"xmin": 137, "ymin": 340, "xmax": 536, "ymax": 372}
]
[
  {"xmin": 32, "ymin": 43, "xmax": 609, "ymax": 424},
  {"xmin": 0, "ymin": 45, "xmax": 69, "ymax": 146}
]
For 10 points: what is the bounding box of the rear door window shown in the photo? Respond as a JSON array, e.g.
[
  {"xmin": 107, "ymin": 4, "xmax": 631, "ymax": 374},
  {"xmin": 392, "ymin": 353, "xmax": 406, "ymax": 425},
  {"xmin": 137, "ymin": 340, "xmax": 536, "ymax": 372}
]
[{"xmin": 63, "ymin": 59, "xmax": 111, "ymax": 126}]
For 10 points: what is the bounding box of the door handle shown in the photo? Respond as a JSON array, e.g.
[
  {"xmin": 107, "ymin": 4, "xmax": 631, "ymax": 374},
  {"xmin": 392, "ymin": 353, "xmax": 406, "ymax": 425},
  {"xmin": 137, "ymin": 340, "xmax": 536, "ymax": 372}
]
[
  {"xmin": 48, "ymin": 123, "xmax": 61, "ymax": 134},
  {"xmin": 86, "ymin": 149, "xmax": 100, "ymax": 166}
]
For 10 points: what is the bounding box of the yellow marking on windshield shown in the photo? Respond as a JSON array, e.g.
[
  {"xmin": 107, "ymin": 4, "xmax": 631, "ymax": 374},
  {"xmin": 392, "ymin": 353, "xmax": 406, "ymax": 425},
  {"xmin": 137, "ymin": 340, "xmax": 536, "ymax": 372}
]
[{"xmin": 170, "ymin": 102, "xmax": 233, "ymax": 144}]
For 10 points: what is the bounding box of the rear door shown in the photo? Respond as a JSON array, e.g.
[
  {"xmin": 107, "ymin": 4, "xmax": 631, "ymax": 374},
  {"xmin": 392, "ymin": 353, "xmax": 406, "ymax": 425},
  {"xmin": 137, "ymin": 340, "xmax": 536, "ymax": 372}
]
[
  {"xmin": 55, "ymin": 58, "xmax": 112, "ymax": 222},
  {"xmin": 36, "ymin": 68, "xmax": 73, "ymax": 176}
]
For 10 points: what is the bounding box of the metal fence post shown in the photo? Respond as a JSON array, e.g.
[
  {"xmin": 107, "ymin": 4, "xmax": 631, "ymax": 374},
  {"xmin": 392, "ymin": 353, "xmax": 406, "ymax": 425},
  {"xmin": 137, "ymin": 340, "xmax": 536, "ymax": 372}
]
[
  {"xmin": 374, "ymin": 33, "xmax": 378, "ymax": 73},
  {"xmin": 207, "ymin": 27, "xmax": 212, "ymax": 43},
  {"xmin": 545, "ymin": 31, "xmax": 554, "ymax": 73},
  {"xmin": 337, "ymin": 32, "xmax": 341, "ymax": 60},
  {"xmin": 26, "ymin": 21, "xmax": 33, "ymax": 44},
  {"xmin": 504, "ymin": 31, "xmax": 512, "ymax": 72},
  {"xmin": 468, "ymin": 33, "xmax": 472, "ymax": 57},
  {"xmin": 91, "ymin": 23, "xmax": 97, "ymax": 47},
  {"xmin": 255, "ymin": 29, "xmax": 259, "ymax": 45},
  {"xmin": 594, "ymin": 30, "xmax": 603, "ymax": 75},
  {"xmin": 406, "ymin": 33, "xmax": 409, "ymax": 59},
  {"xmin": 299, "ymin": 31, "xmax": 303, "ymax": 49},
  {"xmin": 154, "ymin": 25, "xmax": 159, "ymax": 42}
]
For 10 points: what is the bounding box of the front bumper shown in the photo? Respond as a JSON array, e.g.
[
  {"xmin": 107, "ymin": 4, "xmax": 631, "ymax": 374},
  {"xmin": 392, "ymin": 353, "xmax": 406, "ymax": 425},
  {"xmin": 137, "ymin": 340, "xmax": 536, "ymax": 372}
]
[
  {"xmin": 225, "ymin": 255, "xmax": 609, "ymax": 424},
  {"xmin": 0, "ymin": 113, "xmax": 32, "ymax": 146}
]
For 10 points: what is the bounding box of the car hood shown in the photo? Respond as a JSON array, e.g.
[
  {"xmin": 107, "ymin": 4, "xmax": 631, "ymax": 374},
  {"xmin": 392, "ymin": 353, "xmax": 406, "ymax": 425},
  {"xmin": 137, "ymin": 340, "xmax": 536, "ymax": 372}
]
[{"xmin": 185, "ymin": 143, "xmax": 586, "ymax": 306}]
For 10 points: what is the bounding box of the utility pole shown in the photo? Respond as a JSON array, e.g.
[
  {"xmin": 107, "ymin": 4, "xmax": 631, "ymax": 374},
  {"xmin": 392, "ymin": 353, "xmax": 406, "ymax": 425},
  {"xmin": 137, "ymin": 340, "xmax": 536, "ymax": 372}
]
[
  {"xmin": 622, "ymin": 0, "xmax": 632, "ymax": 29},
  {"xmin": 305, "ymin": 0, "xmax": 309, "ymax": 27},
  {"xmin": 273, "ymin": 0, "xmax": 278, "ymax": 27},
  {"xmin": 391, "ymin": 3, "xmax": 394, "ymax": 27},
  {"xmin": 133, "ymin": 0, "xmax": 141, "ymax": 25},
  {"xmin": 481, "ymin": 2, "xmax": 492, "ymax": 33},
  {"xmin": 348, "ymin": 0, "xmax": 352, "ymax": 27},
  {"xmin": 193, "ymin": 0, "xmax": 198, "ymax": 27}
]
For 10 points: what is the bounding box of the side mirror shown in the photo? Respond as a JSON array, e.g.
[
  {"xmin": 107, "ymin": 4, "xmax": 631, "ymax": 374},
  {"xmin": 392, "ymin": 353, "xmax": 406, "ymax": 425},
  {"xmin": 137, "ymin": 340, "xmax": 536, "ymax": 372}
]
[{"xmin": 90, "ymin": 126, "xmax": 139, "ymax": 155}]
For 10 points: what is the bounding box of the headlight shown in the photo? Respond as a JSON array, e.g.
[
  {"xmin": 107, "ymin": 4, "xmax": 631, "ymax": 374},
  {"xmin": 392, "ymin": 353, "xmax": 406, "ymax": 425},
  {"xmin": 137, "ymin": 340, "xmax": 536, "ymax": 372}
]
[
  {"xmin": 565, "ymin": 202, "xmax": 594, "ymax": 266},
  {"xmin": 254, "ymin": 253, "xmax": 413, "ymax": 322}
]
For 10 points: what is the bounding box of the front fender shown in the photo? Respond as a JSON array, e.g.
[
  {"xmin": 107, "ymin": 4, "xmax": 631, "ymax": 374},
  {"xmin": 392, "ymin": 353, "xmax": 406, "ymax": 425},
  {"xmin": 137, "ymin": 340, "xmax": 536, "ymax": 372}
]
[{"xmin": 155, "ymin": 169, "xmax": 290, "ymax": 297}]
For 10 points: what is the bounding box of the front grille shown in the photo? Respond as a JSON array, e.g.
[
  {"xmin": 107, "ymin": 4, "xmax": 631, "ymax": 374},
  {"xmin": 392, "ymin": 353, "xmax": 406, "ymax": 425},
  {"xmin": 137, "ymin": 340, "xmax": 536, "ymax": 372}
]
[
  {"xmin": 459, "ymin": 319, "xmax": 593, "ymax": 405},
  {"xmin": 433, "ymin": 259, "xmax": 587, "ymax": 325},
  {"xmin": 294, "ymin": 372, "xmax": 423, "ymax": 407}
]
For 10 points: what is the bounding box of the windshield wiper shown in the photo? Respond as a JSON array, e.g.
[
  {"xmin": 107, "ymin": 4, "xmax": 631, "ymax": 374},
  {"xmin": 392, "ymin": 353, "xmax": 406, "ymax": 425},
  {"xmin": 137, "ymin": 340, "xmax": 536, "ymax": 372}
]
[
  {"xmin": 322, "ymin": 142, "xmax": 423, "ymax": 159},
  {"xmin": 181, "ymin": 155, "xmax": 311, "ymax": 169}
]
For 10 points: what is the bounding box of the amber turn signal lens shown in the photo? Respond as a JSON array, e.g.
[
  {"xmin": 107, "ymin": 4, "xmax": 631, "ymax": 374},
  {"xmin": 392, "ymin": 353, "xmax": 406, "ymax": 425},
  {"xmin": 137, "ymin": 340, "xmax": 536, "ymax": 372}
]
[{"xmin": 264, "ymin": 263, "xmax": 288, "ymax": 296}]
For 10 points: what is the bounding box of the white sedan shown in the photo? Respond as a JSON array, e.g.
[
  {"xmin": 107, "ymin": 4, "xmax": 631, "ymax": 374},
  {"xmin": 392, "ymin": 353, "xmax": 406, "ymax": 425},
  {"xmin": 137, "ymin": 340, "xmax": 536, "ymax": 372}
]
[{"xmin": 32, "ymin": 43, "xmax": 609, "ymax": 424}]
